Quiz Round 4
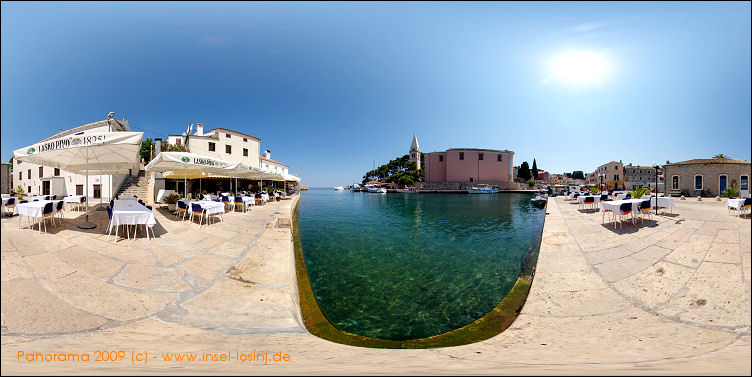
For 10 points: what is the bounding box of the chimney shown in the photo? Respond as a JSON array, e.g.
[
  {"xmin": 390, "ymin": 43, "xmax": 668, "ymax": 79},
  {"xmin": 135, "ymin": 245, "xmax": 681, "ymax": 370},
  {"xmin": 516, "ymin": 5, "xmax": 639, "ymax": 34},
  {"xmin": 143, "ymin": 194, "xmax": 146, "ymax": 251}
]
[
  {"xmin": 264, "ymin": 150, "xmax": 271, "ymax": 159},
  {"xmin": 195, "ymin": 123, "xmax": 204, "ymax": 136},
  {"xmin": 154, "ymin": 138, "xmax": 162, "ymax": 155}
]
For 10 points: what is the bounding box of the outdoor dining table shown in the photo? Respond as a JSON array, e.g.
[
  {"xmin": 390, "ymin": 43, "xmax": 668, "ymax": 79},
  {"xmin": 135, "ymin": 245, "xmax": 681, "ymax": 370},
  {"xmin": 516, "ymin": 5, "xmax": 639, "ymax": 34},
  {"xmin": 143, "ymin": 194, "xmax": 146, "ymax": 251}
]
[
  {"xmin": 179, "ymin": 200, "xmax": 225, "ymax": 225},
  {"xmin": 110, "ymin": 199, "xmax": 156, "ymax": 240},
  {"xmin": 647, "ymin": 196, "xmax": 675, "ymax": 214},
  {"xmin": 577, "ymin": 195, "xmax": 602, "ymax": 205},
  {"xmin": 63, "ymin": 195, "xmax": 86, "ymax": 211},
  {"xmin": 117, "ymin": 195, "xmax": 138, "ymax": 200},
  {"xmin": 726, "ymin": 198, "xmax": 746, "ymax": 217},
  {"xmin": 31, "ymin": 195, "xmax": 51, "ymax": 201},
  {"xmin": 599, "ymin": 199, "xmax": 646, "ymax": 228},
  {"xmin": 13, "ymin": 200, "xmax": 63, "ymax": 230}
]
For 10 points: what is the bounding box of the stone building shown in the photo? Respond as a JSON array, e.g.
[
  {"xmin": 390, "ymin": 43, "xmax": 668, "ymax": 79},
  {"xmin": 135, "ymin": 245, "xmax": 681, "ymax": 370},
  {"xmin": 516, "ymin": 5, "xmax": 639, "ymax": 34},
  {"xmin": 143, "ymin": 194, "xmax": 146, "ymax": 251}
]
[
  {"xmin": 409, "ymin": 134, "xmax": 421, "ymax": 170},
  {"xmin": 624, "ymin": 164, "xmax": 663, "ymax": 191},
  {"xmin": 1, "ymin": 162, "xmax": 11, "ymax": 195},
  {"xmin": 663, "ymin": 158, "xmax": 751, "ymax": 197},
  {"xmin": 592, "ymin": 160, "xmax": 625, "ymax": 190}
]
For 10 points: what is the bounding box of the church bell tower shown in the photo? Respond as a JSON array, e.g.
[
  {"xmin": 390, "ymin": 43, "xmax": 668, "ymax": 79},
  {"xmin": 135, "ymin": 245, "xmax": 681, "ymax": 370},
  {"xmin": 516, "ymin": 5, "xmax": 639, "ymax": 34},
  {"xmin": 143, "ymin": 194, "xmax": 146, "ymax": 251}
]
[{"xmin": 409, "ymin": 134, "xmax": 420, "ymax": 170}]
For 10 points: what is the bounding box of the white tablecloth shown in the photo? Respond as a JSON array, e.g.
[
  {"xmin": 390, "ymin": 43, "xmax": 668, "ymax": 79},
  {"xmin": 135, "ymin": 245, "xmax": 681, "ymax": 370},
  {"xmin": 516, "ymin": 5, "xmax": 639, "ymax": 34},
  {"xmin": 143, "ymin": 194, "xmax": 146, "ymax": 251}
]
[
  {"xmin": 31, "ymin": 195, "xmax": 51, "ymax": 201},
  {"xmin": 118, "ymin": 195, "xmax": 138, "ymax": 200},
  {"xmin": 63, "ymin": 195, "xmax": 85, "ymax": 203},
  {"xmin": 181, "ymin": 200, "xmax": 225, "ymax": 215},
  {"xmin": 599, "ymin": 199, "xmax": 645, "ymax": 213},
  {"xmin": 577, "ymin": 195, "xmax": 601, "ymax": 204},
  {"xmin": 14, "ymin": 200, "xmax": 61, "ymax": 218},
  {"xmin": 110, "ymin": 200, "xmax": 155, "ymax": 231},
  {"xmin": 727, "ymin": 198, "xmax": 746, "ymax": 210},
  {"xmin": 649, "ymin": 196, "xmax": 674, "ymax": 210}
]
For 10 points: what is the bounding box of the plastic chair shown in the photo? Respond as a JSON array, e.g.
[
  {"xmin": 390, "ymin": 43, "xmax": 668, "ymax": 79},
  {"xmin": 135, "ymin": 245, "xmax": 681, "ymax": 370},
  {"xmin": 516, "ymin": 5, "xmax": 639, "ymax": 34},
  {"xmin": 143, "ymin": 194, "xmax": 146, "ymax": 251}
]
[
  {"xmin": 638, "ymin": 200, "xmax": 652, "ymax": 223},
  {"xmin": 234, "ymin": 196, "xmax": 245, "ymax": 213},
  {"xmin": 37, "ymin": 202, "xmax": 54, "ymax": 233},
  {"xmin": 5, "ymin": 198, "xmax": 16, "ymax": 216},
  {"xmin": 615, "ymin": 202, "xmax": 634, "ymax": 229},
  {"xmin": 176, "ymin": 200, "xmax": 188, "ymax": 221},
  {"xmin": 742, "ymin": 197, "xmax": 752, "ymax": 216},
  {"xmin": 189, "ymin": 203, "xmax": 206, "ymax": 227},
  {"xmin": 55, "ymin": 200, "xmax": 64, "ymax": 223},
  {"xmin": 581, "ymin": 196, "xmax": 594, "ymax": 210}
]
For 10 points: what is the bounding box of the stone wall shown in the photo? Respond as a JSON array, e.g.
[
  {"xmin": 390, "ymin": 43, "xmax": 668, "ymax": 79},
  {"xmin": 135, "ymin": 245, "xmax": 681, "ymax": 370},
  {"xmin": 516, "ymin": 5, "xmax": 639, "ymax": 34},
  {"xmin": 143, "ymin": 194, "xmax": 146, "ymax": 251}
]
[
  {"xmin": 417, "ymin": 181, "xmax": 521, "ymax": 191},
  {"xmin": 664, "ymin": 162, "xmax": 751, "ymax": 197}
]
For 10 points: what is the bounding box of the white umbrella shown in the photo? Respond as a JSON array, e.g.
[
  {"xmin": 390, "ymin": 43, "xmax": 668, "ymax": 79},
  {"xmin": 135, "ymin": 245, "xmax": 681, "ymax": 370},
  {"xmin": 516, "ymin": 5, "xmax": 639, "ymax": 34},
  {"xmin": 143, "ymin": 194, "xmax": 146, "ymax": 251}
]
[
  {"xmin": 145, "ymin": 152, "xmax": 247, "ymax": 198},
  {"xmin": 13, "ymin": 131, "xmax": 144, "ymax": 229}
]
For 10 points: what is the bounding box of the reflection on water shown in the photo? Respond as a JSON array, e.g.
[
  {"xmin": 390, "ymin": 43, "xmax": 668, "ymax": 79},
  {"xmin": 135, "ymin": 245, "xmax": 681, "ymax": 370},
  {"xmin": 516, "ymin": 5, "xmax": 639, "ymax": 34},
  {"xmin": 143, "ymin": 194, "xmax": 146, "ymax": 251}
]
[{"xmin": 298, "ymin": 189, "xmax": 545, "ymax": 340}]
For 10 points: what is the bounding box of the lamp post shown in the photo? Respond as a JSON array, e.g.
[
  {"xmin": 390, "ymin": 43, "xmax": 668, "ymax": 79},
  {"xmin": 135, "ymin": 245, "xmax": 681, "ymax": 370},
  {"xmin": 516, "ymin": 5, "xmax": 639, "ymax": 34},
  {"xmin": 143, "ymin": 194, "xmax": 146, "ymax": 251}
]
[
  {"xmin": 652, "ymin": 162, "xmax": 658, "ymax": 215},
  {"xmin": 599, "ymin": 174, "xmax": 604, "ymax": 194}
]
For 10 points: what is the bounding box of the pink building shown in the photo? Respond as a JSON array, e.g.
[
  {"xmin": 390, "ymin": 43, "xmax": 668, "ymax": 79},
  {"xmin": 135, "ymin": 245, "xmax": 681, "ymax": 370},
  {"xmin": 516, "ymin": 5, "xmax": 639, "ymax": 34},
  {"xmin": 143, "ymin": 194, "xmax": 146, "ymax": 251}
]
[{"xmin": 424, "ymin": 148, "xmax": 514, "ymax": 185}]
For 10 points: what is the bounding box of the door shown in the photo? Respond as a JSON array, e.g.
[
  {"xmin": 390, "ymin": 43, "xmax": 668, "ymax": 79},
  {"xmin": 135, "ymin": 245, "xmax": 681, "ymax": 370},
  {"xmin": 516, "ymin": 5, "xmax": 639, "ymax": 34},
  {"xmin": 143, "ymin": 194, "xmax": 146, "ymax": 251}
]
[
  {"xmin": 719, "ymin": 175, "xmax": 727, "ymax": 194},
  {"xmin": 42, "ymin": 181, "xmax": 50, "ymax": 195}
]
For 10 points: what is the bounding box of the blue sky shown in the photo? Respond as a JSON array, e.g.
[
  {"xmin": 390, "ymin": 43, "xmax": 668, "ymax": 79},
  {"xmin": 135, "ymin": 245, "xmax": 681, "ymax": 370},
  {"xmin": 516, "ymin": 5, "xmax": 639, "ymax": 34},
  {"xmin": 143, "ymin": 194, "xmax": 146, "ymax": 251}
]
[{"xmin": 2, "ymin": 1, "xmax": 750, "ymax": 187}]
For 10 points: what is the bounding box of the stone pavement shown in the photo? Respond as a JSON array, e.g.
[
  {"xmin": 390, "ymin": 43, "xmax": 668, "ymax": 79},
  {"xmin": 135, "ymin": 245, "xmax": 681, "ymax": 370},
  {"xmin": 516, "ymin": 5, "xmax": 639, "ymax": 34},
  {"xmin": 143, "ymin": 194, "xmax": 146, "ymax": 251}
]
[{"xmin": 1, "ymin": 194, "xmax": 750, "ymax": 375}]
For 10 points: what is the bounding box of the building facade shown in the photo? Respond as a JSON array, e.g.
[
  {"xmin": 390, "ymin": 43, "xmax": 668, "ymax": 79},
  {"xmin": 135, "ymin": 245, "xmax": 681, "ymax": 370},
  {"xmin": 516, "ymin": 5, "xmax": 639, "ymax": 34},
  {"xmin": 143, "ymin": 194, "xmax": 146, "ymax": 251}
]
[
  {"xmin": 167, "ymin": 123, "xmax": 262, "ymax": 168},
  {"xmin": 1, "ymin": 162, "xmax": 12, "ymax": 195},
  {"xmin": 13, "ymin": 118, "xmax": 134, "ymax": 199},
  {"xmin": 260, "ymin": 150, "xmax": 289, "ymax": 176},
  {"xmin": 664, "ymin": 158, "xmax": 751, "ymax": 197},
  {"xmin": 423, "ymin": 148, "xmax": 515, "ymax": 189},
  {"xmin": 624, "ymin": 164, "xmax": 663, "ymax": 190},
  {"xmin": 592, "ymin": 161, "xmax": 625, "ymax": 190}
]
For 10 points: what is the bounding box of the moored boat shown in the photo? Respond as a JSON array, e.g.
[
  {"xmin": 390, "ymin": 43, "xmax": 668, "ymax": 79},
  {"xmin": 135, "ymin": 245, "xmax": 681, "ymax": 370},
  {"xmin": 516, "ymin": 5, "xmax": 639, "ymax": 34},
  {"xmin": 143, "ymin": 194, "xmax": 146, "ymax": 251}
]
[
  {"xmin": 396, "ymin": 187, "xmax": 418, "ymax": 193},
  {"xmin": 365, "ymin": 184, "xmax": 387, "ymax": 193},
  {"xmin": 466, "ymin": 184, "xmax": 499, "ymax": 194},
  {"xmin": 334, "ymin": 186, "xmax": 344, "ymax": 190},
  {"xmin": 531, "ymin": 194, "xmax": 548, "ymax": 208}
]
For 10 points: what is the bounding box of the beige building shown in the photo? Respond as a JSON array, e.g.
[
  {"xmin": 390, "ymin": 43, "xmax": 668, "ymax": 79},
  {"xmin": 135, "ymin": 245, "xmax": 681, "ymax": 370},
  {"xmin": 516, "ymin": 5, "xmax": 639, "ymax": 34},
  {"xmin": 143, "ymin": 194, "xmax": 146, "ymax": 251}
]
[
  {"xmin": 624, "ymin": 164, "xmax": 663, "ymax": 191},
  {"xmin": 167, "ymin": 123, "xmax": 262, "ymax": 168},
  {"xmin": 12, "ymin": 118, "xmax": 134, "ymax": 199},
  {"xmin": 592, "ymin": 160, "xmax": 625, "ymax": 190},
  {"xmin": 664, "ymin": 158, "xmax": 751, "ymax": 197}
]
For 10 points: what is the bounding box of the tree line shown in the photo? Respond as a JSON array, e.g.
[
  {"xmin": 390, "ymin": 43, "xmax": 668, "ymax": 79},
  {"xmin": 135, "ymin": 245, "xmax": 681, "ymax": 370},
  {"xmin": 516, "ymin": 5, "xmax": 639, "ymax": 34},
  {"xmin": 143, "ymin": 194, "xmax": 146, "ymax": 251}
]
[{"xmin": 362, "ymin": 154, "xmax": 423, "ymax": 187}]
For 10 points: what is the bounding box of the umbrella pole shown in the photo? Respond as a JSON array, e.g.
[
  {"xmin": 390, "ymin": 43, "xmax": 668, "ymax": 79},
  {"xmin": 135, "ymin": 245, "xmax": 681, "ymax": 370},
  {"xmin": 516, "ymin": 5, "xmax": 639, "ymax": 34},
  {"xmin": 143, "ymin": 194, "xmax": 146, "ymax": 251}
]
[
  {"xmin": 184, "ymin": 165, "xmax": 187, "ymax": 199},
  {"xmin": 77, "ymin": 147, "xmax": 96, "ymax": 229},
  {"xmin": 95, "ymin": 173, "xmax": 105, "ymax": 211}
]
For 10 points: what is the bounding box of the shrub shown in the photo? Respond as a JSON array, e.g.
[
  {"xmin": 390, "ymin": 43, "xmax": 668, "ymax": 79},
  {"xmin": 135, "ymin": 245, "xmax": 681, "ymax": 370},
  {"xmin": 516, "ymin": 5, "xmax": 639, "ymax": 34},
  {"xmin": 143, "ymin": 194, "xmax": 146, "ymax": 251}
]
[
  {"xmin": 699, "ymin": 189, "xmax": 713, "ymax": 198},
  {"xmin": 162, "ymin": 193, "xmax": 180, "ymax": 204},
  {"xmin": 589, "ymin": 186, "xmax": 599, "ymax": 194},
  {"xmin": 15, "ymin": 185, "xmax": 24, "ymax": 199},
  {"xmin": 680, "ymin": 189, "xmax": 691, "ymax": 197},
  {"xmin": 527, "ymin": 179, "xmax": 536, "ymax": 188},
  {"xmin": 720, "ymin": 187, "xmax": 740, "ymax": 198},
  {"xmin": 629, "ymin": 187, "xmax": 650, "ymax": 199}
]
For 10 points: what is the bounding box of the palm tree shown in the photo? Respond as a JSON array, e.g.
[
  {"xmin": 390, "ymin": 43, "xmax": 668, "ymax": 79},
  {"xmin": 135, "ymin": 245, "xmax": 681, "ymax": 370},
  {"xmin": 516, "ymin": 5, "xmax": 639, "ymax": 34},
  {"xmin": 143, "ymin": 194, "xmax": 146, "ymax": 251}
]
[{"xmin": 713, "ymin": 154, "xmax": 729, "ymax": 159}]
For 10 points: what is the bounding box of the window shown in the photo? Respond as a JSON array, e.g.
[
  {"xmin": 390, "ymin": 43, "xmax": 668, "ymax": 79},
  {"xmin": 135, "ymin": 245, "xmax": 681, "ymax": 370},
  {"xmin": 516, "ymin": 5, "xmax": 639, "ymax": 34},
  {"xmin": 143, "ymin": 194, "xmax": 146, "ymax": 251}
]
[
  {"xmin": 225, "ymin": 145, "xmax": 231, "ymax": 154},
  {"xmin": 27, "ymin": 169, "xmax": 31, "ymax": 179},
  {"xmin": 497, "ymin": 154, "xmax": 502, "ymax": 162},
  {"xmin": 28, "ymin": 186, "xmax": 31, "ymax": 194},
  {"xmin": 439, "ymin": 155, "xmax": 443, "ymax": 162},
  {"xmin": 226, "ymin": 133, "xmax": 231, "ymax": 138},
  {"xmin": 39, "ymin": 166, "xmax": 43, "ymax": 177},
  {"xmin": 694, "ymin": 175, "xmax": 703, "ymax": 190},
  {"xmin": 243, "ymin": 138, "xmax": 247, "ymax": 142},
  {"xmin": 208, "ymin": 142, "xmax": 215, "ymax": 152},
  {"xmin": 76, "ymin": 185, "xmax": 83, "ymax": 195},
  {"xmin": 243, "ymin": 148, "xmax": 248, "ymax": 157},
  {"xmin": 614, "ymin": 174, "xmax": 619, "ymax": 181},
  {"xmin": 741, "ymin": 176, "xmax": 748, "ymax": 190},
  {"xmin": 54, "ymin": 168, "xmax": 60, "ymax": 176},
  {"xmin": 19, "ymin": 172, "xmax": 22, "ymax": 180},
  {"xmin": 469, "ymin": 177, "xmax": 473, "ymax": 182},
  {"xmin": 176, "ymin": 139, "xmax": 181, "ymax": 145},
  {"xmin": 459, "ymin": 152, "xmax": 464, "ymax": 160},
  {"xmin": 478, "ymin": 153, "xmax": 484, "ymax": 160},
  {"xmin": 672, "ymin": 176, "xmax": 679, "ymax": 190},
  {"xmin": 93, "ymin": 184, "xmax": 101, "ymax": 199}
]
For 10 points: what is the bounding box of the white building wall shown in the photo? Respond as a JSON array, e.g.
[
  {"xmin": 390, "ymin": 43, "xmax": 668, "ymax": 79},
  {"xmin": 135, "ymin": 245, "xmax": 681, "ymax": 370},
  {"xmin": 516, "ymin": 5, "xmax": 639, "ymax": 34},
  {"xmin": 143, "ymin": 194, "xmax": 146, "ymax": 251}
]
[{"xmin": 183, "ymin": 130, "xmax": 261, "ymax": 168}]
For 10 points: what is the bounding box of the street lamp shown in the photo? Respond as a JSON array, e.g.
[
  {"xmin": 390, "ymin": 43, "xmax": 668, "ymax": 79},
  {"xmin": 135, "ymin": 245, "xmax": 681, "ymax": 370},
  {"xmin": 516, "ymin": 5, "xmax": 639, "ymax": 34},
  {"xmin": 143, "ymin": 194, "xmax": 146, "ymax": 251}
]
[
  {"xmin": 599, "ymin": 174, "xmax": 604, "ymax": 194},
  {"xmin": 652, "ymin": 162, "xmax": 658, "ymax": 215}
]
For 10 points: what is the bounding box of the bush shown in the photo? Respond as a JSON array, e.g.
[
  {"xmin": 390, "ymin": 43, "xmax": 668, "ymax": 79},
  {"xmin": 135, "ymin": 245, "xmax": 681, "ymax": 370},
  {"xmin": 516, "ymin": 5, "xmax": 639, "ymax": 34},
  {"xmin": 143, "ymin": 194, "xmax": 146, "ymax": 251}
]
[
  {"xmin": 629, "ymin": 187, "xmax": 650, "ymax": 199},
  {"xmin": 680, "ymin": 189, "xmax": 691, "ymax": 197},
  {"xmin": 527, "ymin": 179, "xmax": 536, "ymax": 188},
  {"xmin": 699, "ymin": 189, "xmax": 713, "ymax": 198},
  {"xmin": 162, "ymin": 193, "xmax": 180, "ymax": 204},
  {"xmin": 15, "ymin": 185, "xmax": 24, "ymax": 199},
  {"xmin": 721, "ymin": 187, "xmax": 740, "ymax": 198},
  {"xmin": 589, "ymin": 186, "xmax": 599, "ymax": 194}
]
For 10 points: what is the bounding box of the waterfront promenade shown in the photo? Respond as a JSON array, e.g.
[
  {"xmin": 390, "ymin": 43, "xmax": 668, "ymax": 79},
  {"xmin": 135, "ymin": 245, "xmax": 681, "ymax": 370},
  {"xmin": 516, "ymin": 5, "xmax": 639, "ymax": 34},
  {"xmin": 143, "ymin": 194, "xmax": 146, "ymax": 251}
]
[{"xmin": 1, "ymin": 195, "xmax": 750, "ymax": 375}]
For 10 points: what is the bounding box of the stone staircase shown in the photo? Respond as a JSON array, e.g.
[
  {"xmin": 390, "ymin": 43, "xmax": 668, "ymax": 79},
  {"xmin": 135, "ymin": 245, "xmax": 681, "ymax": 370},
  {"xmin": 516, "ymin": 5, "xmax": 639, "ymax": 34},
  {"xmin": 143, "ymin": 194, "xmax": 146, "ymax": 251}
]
[{"xmin": 116, "ymin": 170, "xmax": 151, "ymax": 199}]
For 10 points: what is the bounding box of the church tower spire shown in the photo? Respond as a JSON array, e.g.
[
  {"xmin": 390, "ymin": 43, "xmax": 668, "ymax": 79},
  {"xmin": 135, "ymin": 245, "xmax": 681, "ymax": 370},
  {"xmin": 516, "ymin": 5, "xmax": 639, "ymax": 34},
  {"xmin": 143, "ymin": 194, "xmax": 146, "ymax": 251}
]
[{"xmin": 409, "ymin": 134, "xmax": 420, "ymax": 170}]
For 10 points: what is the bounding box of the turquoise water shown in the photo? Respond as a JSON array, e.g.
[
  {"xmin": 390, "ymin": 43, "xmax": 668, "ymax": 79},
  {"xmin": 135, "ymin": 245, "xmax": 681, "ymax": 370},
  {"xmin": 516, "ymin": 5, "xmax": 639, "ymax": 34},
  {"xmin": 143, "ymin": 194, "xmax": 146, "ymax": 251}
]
[{"xmin": 297, "ymin": 188, "xmax": 546, "ymax": 340}]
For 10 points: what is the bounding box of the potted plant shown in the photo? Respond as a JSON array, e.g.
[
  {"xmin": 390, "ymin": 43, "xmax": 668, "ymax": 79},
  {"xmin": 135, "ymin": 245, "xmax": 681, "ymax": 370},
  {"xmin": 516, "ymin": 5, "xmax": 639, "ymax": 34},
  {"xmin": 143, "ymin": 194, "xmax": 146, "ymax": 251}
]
[{"xmin": 163, "ymin": 193, "xmax": 180, "ymax": 211}]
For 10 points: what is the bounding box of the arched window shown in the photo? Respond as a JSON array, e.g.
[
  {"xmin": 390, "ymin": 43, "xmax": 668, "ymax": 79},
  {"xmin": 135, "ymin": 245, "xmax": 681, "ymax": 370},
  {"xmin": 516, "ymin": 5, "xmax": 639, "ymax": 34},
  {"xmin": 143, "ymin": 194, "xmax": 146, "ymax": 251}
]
[
  {"xmin": 694, "ymin": 175, "xmax": 703, "ymax": 190},
  {"xmin": 672, "ymin": 175, "xmax": 679, "ymax": 190}
]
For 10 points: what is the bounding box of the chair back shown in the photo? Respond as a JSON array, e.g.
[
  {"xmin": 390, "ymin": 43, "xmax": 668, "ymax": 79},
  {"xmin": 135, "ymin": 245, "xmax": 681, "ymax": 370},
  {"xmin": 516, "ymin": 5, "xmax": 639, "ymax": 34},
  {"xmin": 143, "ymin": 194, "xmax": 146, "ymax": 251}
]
[
  {"xmin": 80, "ymin": 197, "xmax": 86, "ymax": 203},
  {"xmin": 625, "ymin": 193, "xmax": 632, "ymax": 199},
  {"xmin": 743, "ymin": 197, "xmax": 752, "ymax": 207},
  {"xmin": 20, "ymin": 200, "xmax": 28, "ymax": 203},
  {"xmin": 221, "ymin": 195, "xmax": 229, "ymax": 203},
  {"xmin": 640, "ymin": 200, "xmax": 651, "ymax": 210},
  {"xmin": 7, "ymin": 198, "xmax": 15, "ymax": 206},
  {"xmin": 33, "ymin": 199, "xmax": 39, "ymax": 202},
  {"xmin": 234, "ymin": 196, "xmax": 243, "ymax": 204},
  {"xmin": 584, "ymin": 197, "xmax": 594, "ymax": 204},
  {"xmin": 600, "ymin": 194, "xmax": 608, "ymax": 201},
  {"xmin": 43, "ymin": 202, "xmax": 53, "ymax": 216},
  {"xmin": 56, "ymin": 201, "xmax": 64, "ymax": 211},
  {"xmin": 106, "ymin": 206, "xmax": 113, "ymax": 220},
  {"xmin": 619, "ymin": 202, "xmax": 632, "ymax": 214},
  {"xmin": 110, "ymin": 200, "xmax": 114, "ymax": 208},
  {"xmin": 191, "ymin": 203, "xmax": 203, "ymax": 214},
  {"xmin": 177, "ymin": 201, "xmax": 187, "ymax": 210},
  {"xmin": 52, "ymin": 195, "xmax": 57, "ymax": 200},
  {"xmin": 138, "ymin": 199, "xmax": 144, "ymax": 205},
  {"xmin": 572, "ymin": 193, "xmax": 579, "ymax": 198}
]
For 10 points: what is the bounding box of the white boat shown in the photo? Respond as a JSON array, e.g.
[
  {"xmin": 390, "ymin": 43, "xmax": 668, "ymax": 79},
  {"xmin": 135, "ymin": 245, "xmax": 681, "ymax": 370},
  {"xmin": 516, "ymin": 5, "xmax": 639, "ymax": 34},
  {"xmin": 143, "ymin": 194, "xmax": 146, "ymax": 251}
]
[
  {"xmin": 531, "ymin": 194, "xmax": 548, "ymax": 207},
  {"xmin": 365, "ymin": 184, "xmax": 387, "ymax": 193},
  {"xmin": 351, "ymin": 184, "xmax": 362, "ymax": 192},
  {"xmin": 396, "ymin": 187, "xmax": 417, "ymax": 193},
  {"xmin": 334, "ymin": 186, "xmax": 344, "ymax": 190},
  {"xmin": 466, "ymin": 184, "xmax": 499, "ymax": 194}
]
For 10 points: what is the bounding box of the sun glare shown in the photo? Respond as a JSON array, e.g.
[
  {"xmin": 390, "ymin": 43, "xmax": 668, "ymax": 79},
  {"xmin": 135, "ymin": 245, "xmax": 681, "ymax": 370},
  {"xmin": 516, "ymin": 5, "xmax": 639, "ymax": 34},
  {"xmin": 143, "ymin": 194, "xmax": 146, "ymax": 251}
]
[{"xmin": 551, "ymin": 50, "xmax": 609, "ymax": 84}]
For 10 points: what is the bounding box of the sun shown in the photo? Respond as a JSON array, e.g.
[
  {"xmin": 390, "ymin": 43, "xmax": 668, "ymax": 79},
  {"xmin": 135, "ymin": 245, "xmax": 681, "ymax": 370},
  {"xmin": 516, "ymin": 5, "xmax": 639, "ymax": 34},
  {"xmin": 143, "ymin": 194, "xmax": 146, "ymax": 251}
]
[{"xmin": 551, "ymin": 50, "xmax": 609, "ymax": 84}]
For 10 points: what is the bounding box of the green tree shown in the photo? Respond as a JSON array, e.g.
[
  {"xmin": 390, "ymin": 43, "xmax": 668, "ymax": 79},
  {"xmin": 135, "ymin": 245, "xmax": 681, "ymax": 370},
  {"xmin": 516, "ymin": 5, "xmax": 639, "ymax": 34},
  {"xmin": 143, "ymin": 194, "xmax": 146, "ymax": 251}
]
[
  {"xmin": 518, "ymin": 161, "xmax": 531, "ymax": 181},
  {"xmin": 713, "ymin": 153, "xmax": 729, "ymax": 159},
  {"xmin": 572, "ymin": 171, "xmax": 585, "ymax": 180},
  {"xmin": 140, "ymin": 138, "xmax": 153, "ymax": 163},
  {"xmin": 527, "ymin": 179, "xmax": 535, "ymax": 188},
  {"xmin": 532, "ymin": 159, "xmax": 538, "ymax": 180},
  {"xmin": 362, "ymin": 154, "xmax": 423, "ymax": 186}
]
